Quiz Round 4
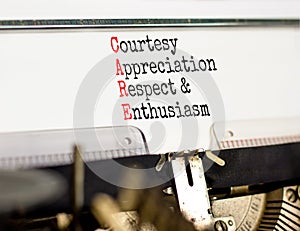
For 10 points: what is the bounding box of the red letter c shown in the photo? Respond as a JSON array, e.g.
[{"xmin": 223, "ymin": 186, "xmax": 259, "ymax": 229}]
[{"xmin": 111, "ymin": 36, "xmax": 119, "ymax": 53}]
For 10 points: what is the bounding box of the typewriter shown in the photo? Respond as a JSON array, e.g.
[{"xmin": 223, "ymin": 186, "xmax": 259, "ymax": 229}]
[
  {"xmin": 0, "ymin": 12, "xmax": 299, "ymax": 231},
  {"xmin": 0, "ymin": 122, "xmax": 299, "ymax": 231}
]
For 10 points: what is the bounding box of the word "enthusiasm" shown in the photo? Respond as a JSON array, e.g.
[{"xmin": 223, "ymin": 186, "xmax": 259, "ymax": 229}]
[{"xmin": 121, "ymin": 101, "xmax": 210, "ymax": 120}]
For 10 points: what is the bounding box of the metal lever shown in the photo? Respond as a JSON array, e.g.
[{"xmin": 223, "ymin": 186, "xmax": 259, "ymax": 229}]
[{"xmin": 171, "ymin": 155, "xmax": 236, "ymax": 231}]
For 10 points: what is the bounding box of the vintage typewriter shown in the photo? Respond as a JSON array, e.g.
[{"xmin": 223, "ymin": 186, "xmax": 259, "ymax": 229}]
[
  {"xmin": 0, "ymin": 15, "xmax": 300, "ymax": 231},
  {"xmin": 0, "ymin": 122, "xmax": 299, "ymax": 231}
]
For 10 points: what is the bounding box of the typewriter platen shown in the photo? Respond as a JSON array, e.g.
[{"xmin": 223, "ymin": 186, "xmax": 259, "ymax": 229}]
[{"xmin": 0, "ymin": 18, "xmax": 300, "ymax": 231}]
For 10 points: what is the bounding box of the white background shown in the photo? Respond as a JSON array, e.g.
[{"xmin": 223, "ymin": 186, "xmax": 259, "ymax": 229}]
[
  {"xmin": 0, "ymin": 1, "xmax": 299, "ymax": 154},
  {"xmin": 0, "ymin": 0, "xmax": 300, "ymax": 19}
]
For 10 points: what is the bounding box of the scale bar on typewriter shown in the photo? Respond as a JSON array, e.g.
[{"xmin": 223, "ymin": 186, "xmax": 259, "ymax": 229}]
[{"xmin": 0, "ymin": 126, "xmax": 149, "ymax": 170}]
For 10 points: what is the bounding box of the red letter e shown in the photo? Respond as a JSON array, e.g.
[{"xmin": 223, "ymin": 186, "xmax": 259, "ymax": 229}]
[{"xmin": 121, "ymin": 104, "xmax": 132, "ymax": 120}]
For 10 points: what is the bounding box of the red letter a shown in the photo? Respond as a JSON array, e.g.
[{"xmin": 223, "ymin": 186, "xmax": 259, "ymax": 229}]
[{"xmin": 116, "ymin": 59, "xmax": 124, "ymax": 75}]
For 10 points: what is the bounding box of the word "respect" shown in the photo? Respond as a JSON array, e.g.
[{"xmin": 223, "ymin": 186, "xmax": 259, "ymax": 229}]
[{"xmin": 117, "ymin": 78, "xmax": 176, "ymax": 101}]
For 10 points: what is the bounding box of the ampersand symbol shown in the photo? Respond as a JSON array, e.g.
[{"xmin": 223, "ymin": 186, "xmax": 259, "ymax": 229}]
[{"xmin": 181, "ymin": 77, "xmax": 191, "ymax": 94}]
